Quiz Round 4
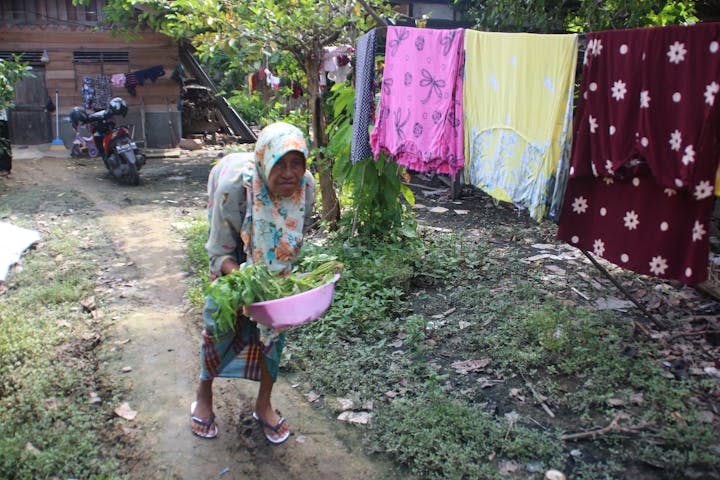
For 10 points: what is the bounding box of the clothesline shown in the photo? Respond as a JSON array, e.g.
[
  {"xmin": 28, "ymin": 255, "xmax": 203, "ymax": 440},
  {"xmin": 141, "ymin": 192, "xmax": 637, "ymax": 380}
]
[{"xmin": 350, "ymin": 22, "xmax": 720, "ymax": 311}]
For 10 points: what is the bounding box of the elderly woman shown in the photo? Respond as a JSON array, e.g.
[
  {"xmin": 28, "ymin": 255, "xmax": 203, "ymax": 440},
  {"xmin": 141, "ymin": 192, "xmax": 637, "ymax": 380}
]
[{"xmin": 190, "ymin": 122, "xmax": 316, "ymax": 444}]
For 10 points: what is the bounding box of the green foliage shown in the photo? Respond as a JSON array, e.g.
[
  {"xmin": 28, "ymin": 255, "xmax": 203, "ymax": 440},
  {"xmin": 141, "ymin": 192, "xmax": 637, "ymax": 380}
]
[
  {"xmin": 227, "ymin": 91, "xmax": 266, "ymax": 126},
  {"xmin": 227, "ymin": 89, "xmax": 311, "ymax": 129},
  {"xmin": 460, "ymin": 0, "xmax": 568, "ymax": 32},
  {"xmin": 295, "ymin": 239, "xmax": 417, "ymax": 339},
  {"xmin": 458, "ymin": 0, "xmax": 699, "ymax": 32},
  {"xmin": 100, "ymin": 0, "xmax": 395, "ymax": 103},
  {"xmin": 0, "ymin": 56, "xmax": 33, "ymax": 111},
  {"xmin": 0, "ymin": 56, "xmax": 35, "ymax": 155},
  {"xmin": 176, "ymin": 217, "xmax": 210, "ymax": 308},
  {"xmin": 326, "ymin": 83, "xmax": 417, "ymax": 239}
]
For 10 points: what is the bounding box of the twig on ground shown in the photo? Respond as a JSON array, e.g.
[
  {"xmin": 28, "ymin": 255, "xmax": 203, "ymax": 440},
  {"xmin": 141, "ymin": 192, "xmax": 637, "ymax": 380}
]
[
  {"xmin": 560, "ymin": 413, "xmax": 650, "ymax": 441},
  {"xmin": 522, "ymin": 374, "xmax": 555, "ymax": 418},
  {"xmin": 670, "ymin": 329, "xmax": 720, "ymax": 340},
  {"xmin": 571, "ymin": 286, "xmax": 590, "ymax": 301}
]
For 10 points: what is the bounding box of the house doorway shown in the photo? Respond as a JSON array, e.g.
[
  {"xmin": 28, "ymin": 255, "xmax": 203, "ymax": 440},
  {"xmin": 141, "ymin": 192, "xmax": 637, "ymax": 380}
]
[{"xmin": 9, "ymin": 67, "xmax": 52, "ymax": 145}]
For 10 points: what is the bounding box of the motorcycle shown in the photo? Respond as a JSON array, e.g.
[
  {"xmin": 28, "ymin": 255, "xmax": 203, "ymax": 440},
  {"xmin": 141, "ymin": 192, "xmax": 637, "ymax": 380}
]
[{"xmin": 69, "ymin": 97, "xmax": 146, "ymax": 185}]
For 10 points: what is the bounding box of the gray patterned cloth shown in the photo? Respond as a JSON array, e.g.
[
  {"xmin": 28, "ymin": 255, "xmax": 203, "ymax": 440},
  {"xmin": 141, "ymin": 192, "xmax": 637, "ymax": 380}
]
[{"xmin": 350, "ymin": 29, "xmax": 376, "ymax": 164}]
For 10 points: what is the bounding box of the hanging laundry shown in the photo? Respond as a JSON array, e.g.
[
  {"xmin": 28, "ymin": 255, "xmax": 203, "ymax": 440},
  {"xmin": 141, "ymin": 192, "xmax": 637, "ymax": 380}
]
[
  {"xmin": 350, "ymin": 28, "xmax": 377, "ymax": 164},
  {"xmin": 134, "ymin": 65, "xmax": 165, "ymax": 86},
  {"xmin": 464, "ymin": 30, "xmax": 578, "ymax": 222},
  {"xmin": 82, "ymin": 77, "xmax": 95, "ymax": 110},
  {"xmin": 370, "ymin": 26, "xmax": 465, "ymax": 177},
  {"xmin": 290, "ymin": 80, "xmax": 304, "ymax": 99},
  {"xmin": 322, "ymin": 45, "xmax": 354, "ymax": 84},
  {"xmin": 124, "ymin": 71, "xmax": 138, "ymax": 96},
  {"xmin": 83, "ymin": 75, "xmax": 112, "ymax": 111},
  {"xmin": 110, "ymin": 73, "xmax": 126, "ymax": 87},
  {"xmin": 557, "ymin": 23, "xmax": 720, "ymax": 285}
]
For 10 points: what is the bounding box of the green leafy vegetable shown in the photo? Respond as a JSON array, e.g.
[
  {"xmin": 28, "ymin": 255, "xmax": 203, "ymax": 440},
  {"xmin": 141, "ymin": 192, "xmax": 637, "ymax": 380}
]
[{"xmin": 206, "ymin": 258, "xmax": 343, "ymax": 332}]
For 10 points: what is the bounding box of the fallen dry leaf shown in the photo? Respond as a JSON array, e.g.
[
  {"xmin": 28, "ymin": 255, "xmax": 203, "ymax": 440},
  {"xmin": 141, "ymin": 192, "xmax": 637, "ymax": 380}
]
[
  {"xmin": 428, "ymin": 206, "xmax": 449, "ymax": 213},
  {"xmin": 114, "ymin": 402, "xmax": 137, "ymax": 420},
  {"xmin": 498, "ymin": 460, "xmax": 520, "ymax": 475},
  {"xmin": 431, "ymin": 307, "xmax": 457, "ymax": 319},
  {"xmin": 451, "ymin": 358, "xmax": 490, "ymax": 374},
  {"xmin": 80, "ymin": 296, "xmax": 96, "ymax": 311},
  {"xmin": 337, "ymin": 411, "xmax": 371, "ymax": 425},
  {"xmin": 304, "ymin": 391, "xmax": 321, "ymax": 403},
  {"xmin": 335, "ymin": 397, "xmax": 354, "ymax": 411}
]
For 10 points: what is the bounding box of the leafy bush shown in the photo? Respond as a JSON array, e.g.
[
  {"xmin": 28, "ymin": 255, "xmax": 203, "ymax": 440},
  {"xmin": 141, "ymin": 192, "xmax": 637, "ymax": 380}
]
[{"xmin": 325, "ymin": 82, "xmax": 416, "ymax": 239}]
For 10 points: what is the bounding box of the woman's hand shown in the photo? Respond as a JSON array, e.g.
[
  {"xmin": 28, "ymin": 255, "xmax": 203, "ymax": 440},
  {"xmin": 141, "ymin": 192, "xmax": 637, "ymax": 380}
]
[{"xmin": 220, "ymin": 258, "xmax": 241, "ymax": 275}]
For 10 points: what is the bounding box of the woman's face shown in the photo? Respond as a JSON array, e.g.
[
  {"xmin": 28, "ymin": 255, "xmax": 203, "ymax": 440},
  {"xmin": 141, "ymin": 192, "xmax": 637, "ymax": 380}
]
[{"xmin": 267, "ymin": 151, "xmax": 306, "ymax": 197}]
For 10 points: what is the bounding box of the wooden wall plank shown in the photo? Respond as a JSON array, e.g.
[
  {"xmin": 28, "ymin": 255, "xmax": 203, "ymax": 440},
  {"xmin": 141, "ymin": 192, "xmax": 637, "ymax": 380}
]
[
  {"xmin": 1, "ymin": 15, "xmax": 190, "ymax": 147},
  {"xmin": 0, "ymin": 24, "xmax": 180, "ymax": 110}
]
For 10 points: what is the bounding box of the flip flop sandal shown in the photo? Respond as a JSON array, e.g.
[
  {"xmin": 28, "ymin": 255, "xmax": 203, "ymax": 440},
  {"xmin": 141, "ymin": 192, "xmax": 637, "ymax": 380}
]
[
  {"xmin": 190, "ymin": 401, "xmax": 219, "ymax": 439},
  {"xmin": 252, "ymin": 411, "xmax": 290, "ymax": 444}
]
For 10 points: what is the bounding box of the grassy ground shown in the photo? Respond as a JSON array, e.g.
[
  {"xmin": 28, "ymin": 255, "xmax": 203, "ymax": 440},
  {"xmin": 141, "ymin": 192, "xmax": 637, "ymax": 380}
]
[
  {"xmin": 3, "ymin": 173, "xmax": 718, "ymax": 479},
  {"xmin": 0, "ymin": 188, "xmax": 127, "ymax": 479},
  {"xmin": 182, "ymin": 207, "xmax": 720, "ymax": 480}
]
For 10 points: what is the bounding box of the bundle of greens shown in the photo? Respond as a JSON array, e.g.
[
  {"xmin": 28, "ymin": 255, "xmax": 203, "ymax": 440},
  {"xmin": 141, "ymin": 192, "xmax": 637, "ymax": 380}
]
[{"xmin": 206, "ymin": 257, "xmax": 343, "ymax": 332}]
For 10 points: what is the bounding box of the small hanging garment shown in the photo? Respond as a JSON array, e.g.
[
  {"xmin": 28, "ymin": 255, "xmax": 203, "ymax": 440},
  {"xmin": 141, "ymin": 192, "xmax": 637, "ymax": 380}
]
[
  {"xmin": 83, "ymin": 75, "xmax": 112, "ymax": 111},
  {"xmin": 111, "ymin": 73, "xmax": 126, "ymax": 87},
  {"xmin": 134, "ymin": 65, "xmax": 165, "ymax": 86},
  {"xmin": 464, "ymin": 30, "xmax": 578, "ymax": 222},
  {"xmin": 350, "ymin": 29, "xmax": 377, "ymax": 164},
  {"xmin": 370, "ymin": 26, "xmax": 465, "ymax": 177},
  {"xmin": 124, "ymin": 72, "xmax": 138, "ymax": 95},
  {"xmin": 557, "ymin": 23, "xmax": 720, "ymax": 285}
]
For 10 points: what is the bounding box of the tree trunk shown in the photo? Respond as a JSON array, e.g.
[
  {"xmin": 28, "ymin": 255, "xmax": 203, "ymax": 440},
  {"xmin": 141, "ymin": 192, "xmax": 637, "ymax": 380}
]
[{"xmin": 305, "ymin": 56, "xmax": 340, "ymax": 229}]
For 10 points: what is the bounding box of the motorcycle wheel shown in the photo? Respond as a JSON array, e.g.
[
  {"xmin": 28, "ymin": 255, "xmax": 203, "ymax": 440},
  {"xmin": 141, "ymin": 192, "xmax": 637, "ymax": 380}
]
[
  {"xmin": 125, "ymin": 162, "xmax": 140, "ymax": 186},
  {"xmin": 70, "ymin": 145, "xmax": 82, "ymax": 158}
]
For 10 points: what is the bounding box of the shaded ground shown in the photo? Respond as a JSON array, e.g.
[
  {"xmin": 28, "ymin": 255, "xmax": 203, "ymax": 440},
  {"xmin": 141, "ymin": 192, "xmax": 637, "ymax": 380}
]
[
  {"xmin": 404, "ymin": 172, "xmax": 720, "ymax": 478},
  {"xmin": 2, "ymin": 145, "xmax": 394, "ymax": 480}
]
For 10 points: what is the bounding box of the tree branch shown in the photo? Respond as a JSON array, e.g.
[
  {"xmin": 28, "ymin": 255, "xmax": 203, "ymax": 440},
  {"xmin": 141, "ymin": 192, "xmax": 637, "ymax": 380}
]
[{"xmin": 356, "ymin": 0, "xmax": 387, "ymax": 26}]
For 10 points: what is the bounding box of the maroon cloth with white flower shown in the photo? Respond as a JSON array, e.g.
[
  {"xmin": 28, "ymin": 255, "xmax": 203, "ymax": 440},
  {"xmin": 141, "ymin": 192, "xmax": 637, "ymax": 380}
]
[{"xmin": 557, "ymin": 23, "xmax": 720, "ymax": 285}]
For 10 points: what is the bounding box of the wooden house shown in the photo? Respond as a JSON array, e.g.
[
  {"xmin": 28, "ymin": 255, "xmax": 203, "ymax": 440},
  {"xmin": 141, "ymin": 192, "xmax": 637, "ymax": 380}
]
[{"xmin": 0, "ymin": 0, "xmax": 254, "ymax": 148}]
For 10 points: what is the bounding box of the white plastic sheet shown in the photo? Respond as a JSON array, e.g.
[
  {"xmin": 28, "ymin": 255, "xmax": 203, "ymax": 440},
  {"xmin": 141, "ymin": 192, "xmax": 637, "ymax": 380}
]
[{"xmin": 0, "ymin": 222, "xmax": 40, "ymax": 281}]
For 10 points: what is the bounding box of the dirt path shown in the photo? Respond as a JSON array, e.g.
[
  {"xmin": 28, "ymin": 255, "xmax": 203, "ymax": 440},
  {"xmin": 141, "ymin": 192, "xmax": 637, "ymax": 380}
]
[{"xmin": 9, "ymin": 147, "xmax": 391, "ymax": 480}]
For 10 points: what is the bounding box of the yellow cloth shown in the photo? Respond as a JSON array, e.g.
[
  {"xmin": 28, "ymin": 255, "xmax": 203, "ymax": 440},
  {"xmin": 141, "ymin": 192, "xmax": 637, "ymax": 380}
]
[{"xmin": 464, "ymin": 30, "xmax": 578, "ymax": 221}]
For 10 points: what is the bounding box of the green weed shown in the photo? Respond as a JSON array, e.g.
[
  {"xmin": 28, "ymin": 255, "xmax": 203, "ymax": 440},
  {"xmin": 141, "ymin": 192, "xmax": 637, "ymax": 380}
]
[
  {"xmin": 0, "ymin": 214, "xmax": 124, "ymax": 479},
  {"xmin": 182, "ymin": 196, "xmax": 720, "ymax": 479},
  {"xmin": 368, "ymin": 392, "xmax": 564, "ymax": 480}
]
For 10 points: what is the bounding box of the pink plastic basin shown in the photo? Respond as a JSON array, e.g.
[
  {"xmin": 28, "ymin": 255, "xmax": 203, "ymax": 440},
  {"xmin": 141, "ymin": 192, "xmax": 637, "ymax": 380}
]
[{"xmin": 245, "ymin": 273, "xmax": 341, "ymax": 329}]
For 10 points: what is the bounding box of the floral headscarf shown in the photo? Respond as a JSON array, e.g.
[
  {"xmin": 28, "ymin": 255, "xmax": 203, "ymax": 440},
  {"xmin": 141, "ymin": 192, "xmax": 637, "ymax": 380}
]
[{"xmin": 240, "ymin": 122, "xmax": 309, "ymax": 274}]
